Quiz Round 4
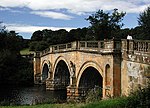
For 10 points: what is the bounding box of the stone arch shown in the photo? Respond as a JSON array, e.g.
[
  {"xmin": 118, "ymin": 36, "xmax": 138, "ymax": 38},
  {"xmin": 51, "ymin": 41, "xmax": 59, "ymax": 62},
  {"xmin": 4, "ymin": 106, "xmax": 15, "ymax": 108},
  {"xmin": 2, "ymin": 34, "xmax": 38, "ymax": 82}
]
[
  {"xmin": 41, "ymin": 63, "xmax": 49, "ymax": 81},
  {"xmin": 76, "ymin": 61, "xmax": 103, "ymax": 88},
  {"xmin": 105, "ymin": 64, "xmax": 111, "ymax": 96},
  {"xmin": 52, "ymin": 56, "xmax": 72, "ymax": 88},
  {"xmin": 105, "ymin": 64, "xmax": 111, "ymax": 86},
  {"xmin": 53, "ymin": 56, "xmax": 71, "ymax": 79},
  {"xmin": 41, "ymin": 60, "xmax": 51, "ymax": 71},
  {"xmin": 41, "ymin": 60, "xmax": 51, "ymax": 82}
]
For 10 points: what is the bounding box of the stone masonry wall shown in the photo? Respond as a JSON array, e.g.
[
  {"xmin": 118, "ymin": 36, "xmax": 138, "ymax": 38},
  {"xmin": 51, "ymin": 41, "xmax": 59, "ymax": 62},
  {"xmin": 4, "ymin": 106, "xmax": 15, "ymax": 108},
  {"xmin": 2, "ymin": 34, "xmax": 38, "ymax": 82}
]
[{"xmin": 121, "ymin": 60, "xmax": 150, "ymax": 95}]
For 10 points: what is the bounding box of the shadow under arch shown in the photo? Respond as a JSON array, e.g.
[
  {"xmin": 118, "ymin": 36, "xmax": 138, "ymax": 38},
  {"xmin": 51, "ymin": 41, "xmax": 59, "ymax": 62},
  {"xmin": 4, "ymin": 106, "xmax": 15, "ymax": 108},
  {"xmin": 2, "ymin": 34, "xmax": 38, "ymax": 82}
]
[
  {"xmin": 76, "ymin": 61, "xmax": 103, "ymax": 99},
  {"xmin": 105, "ymin": 64, "xmax": 111, "ymax": 86},
  {"xmin": 53, "ymin": 56, "xmax": 71, "ymax": 89},
  {"xmin": 41, "ymin": 60, "xmax": 51, "ymax": 82},
  {"xmin": 41, "ymin": 60, "xmax": 50, "ymax": 69},
  {"xmin": 53, "ymin": 56, "xmax": 71, "ymax": 79},
  {"xmin": 77, "ymin": 61, "xmax": 103, "ymax": 88},
  {"xmin": 41, "ymin": 63, "xmax": 49, "ymax": 83}
]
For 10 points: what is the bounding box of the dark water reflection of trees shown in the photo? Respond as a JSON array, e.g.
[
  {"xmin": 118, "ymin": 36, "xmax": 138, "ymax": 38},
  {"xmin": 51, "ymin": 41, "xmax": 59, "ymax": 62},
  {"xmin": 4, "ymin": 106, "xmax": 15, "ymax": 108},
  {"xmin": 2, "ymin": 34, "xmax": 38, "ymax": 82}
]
[{"xmin": 0, "ymin": 85, "xmax": 67, "ymax": 105}]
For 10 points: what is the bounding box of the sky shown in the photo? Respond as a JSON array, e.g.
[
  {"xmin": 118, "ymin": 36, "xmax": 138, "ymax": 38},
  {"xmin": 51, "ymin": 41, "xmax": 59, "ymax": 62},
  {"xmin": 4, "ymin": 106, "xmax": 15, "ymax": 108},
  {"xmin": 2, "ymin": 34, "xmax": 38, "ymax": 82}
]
[{"xmin": 0, "ymin": 0, "xmax": 150, "ymax": 39}]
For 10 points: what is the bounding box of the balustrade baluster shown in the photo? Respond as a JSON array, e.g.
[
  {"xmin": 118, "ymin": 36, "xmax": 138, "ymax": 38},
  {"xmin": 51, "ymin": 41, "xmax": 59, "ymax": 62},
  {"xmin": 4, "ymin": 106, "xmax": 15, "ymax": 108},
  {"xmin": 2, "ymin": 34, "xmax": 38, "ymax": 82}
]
[
  {"xmin": 132, "ymin": 40, "xmax": 150, "ymax": 53},
  {"xmin": 144, "ymin": 42, "xmax": 146, "ymax": 52},
  {"xmin": 138, "ymin": 42, "xmax": 140, "ymax": 51},
  {"xmin": 146, "ymin": 42, "xmax": 148, "ymax": 52}
]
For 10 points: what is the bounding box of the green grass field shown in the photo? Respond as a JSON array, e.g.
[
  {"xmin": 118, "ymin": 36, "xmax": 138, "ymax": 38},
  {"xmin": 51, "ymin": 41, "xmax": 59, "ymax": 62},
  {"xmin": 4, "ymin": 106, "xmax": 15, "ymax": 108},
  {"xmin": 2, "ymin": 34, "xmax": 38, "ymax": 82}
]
[
  {"xmin": 0, "ymin": 98, "xmax": 127, "ymax": 108},
  {"xmin": 0, "ymin": 103, "xmax": 84, "ymax": 108},
  {"xmin": 20, "ymin": 48, "xmax": 34, "ymax": 55},
  {"xmin": 81, "ymin": 97, "xmax": 127, "ymax": 108}
]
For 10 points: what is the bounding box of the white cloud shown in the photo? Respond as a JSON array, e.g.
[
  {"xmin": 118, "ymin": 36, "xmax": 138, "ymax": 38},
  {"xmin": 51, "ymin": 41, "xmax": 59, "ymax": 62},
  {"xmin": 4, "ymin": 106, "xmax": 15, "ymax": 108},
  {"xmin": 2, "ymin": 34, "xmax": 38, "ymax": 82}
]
[
  {"xmin": 31, "ymin": 11, "xmax": 73, "ymax": 20},
  {"xmin": 0, "ymin": 0, "xmax": 29, "ymax": 8},
  {"xmin": 0, "ymin": 6, "xmax": 11, "ymax": 11},
  {"xmin": 0, "ymin": 0, "xmax": 150, "ymax": 15},
  {"xmin": 5, "ymin": 23, "xmax": 75, "ymax": 33},
  {"xmin": 0, "ymin": 6, "xmax": 22, "ymax": 13}
]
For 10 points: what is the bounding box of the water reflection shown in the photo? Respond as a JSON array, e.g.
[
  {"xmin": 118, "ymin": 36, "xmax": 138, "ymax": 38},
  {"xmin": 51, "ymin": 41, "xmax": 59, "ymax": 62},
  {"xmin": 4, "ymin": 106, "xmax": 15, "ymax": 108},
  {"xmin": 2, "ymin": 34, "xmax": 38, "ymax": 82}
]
[{"xmin": 0, "ymin": 85, "xmax": 67, "ymax": 105}]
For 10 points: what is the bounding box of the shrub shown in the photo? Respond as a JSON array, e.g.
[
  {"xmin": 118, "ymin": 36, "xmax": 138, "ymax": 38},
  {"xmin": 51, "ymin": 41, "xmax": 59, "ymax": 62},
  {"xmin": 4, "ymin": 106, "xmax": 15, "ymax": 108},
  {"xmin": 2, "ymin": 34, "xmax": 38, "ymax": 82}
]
[
  {"xmin": 126, "ymin": 83, "xmax": 150, "ymax": 108},
  {"xmin": 85, "ymin": 86, "xmax": 102, "ymax": 103}
]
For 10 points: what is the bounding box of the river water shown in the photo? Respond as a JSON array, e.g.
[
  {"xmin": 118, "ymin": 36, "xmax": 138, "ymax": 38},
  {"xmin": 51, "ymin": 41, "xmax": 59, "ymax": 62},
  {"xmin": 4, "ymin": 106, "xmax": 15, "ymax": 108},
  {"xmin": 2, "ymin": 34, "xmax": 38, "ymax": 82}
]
[{"xmin": 0, "ymin": 85, "xmax": 67, "ymax": 105}]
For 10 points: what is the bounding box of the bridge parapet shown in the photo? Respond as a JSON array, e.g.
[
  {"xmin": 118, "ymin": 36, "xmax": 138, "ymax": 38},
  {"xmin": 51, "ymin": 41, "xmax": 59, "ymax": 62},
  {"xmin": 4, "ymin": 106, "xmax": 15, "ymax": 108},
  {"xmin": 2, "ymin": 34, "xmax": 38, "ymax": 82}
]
[
  {"xmin": 37, "ymin": 39, "xmax": 150, "ymax": 64},
  {"xmin": 78, "ymin": 41, "xmax": 104, "ymax": 51},
  {"xmin": 52, "ymin": 41, "xmax": 77, "ymax": 52},
  {"xmin": 34, "ymin": 51, "xmax": 41, "ymax": 57},
  {"xmin": 122, "ymin": 39, "xmax": 150, "ymax": 54},
  {"xmin": 133, "ymin": 40, "xmax": 150, "ymax": 54},
  {"xmin": 122, "ymin": 39, "xmax": 150, "ymax": 64},
  {"xmin": 40, "ymin": 41, "xmax": 77, "ymax": 56},
  {"xmin": 79, "ymin": 40, "xmax": 121, "ymax": 53},
  {"xmin": 39, "ymin": 39, "xmax": 122, "ymax": 56}
]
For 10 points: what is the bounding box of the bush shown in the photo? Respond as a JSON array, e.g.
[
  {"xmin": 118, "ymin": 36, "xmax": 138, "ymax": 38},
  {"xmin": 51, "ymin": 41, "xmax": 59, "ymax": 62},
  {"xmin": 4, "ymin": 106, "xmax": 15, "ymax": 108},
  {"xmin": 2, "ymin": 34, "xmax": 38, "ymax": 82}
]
[
  {"xmin": 84, "ymin": 83, "xmax": 150, "ymax": 108},
  {"xmin": 126, "ymin": 83, "xmax": 150, "ymax": 108},
  {"xmin": 85, "ymin": 86, "xmax": 102, "ymax": 103}
]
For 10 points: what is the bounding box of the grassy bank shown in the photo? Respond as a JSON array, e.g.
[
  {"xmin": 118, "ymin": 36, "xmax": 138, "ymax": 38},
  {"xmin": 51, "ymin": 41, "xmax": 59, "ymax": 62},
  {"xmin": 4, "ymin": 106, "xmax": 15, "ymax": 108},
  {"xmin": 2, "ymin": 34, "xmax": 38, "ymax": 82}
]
[
  {"xmin": 0, "ymin": 103, "xmax": 84, "ymax": 108},
  {"xmin": 0, "ymin": 98, "xmax": 127, "ymax": 108},
  {"xmin": 81, "ymin": 97, "xmax": 127, "ymax": 108}
]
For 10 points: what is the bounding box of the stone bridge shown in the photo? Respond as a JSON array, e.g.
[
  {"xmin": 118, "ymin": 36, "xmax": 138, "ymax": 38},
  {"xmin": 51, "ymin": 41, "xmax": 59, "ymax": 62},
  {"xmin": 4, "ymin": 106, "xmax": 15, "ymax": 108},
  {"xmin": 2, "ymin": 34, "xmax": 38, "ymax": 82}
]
[{"xmin": 33, "ymin": 39, "xmax": 150, "ymax": 100}]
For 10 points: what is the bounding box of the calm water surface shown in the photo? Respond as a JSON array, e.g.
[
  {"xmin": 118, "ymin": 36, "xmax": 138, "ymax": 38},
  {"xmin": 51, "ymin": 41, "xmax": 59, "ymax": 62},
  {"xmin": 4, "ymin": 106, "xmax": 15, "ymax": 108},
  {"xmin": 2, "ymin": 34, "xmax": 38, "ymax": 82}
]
[{"xmin": 0, "ymin": 85, "xmax": 67, "ymax": 105}]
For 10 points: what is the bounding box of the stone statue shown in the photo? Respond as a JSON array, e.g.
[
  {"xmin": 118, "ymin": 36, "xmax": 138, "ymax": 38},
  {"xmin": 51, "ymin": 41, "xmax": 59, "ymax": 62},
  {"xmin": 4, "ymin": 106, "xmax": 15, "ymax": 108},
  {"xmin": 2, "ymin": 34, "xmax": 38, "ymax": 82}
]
[
  {"xmin": 48, "ymin": 61, "xmax": 52, "ymax": 79},
  {"xmin": 127, "ymin": 35, "xmax": 133, "ymax": 40},
  {"xmin": 48, "ymin": 61, "xmax": 51, "ymax": 69},
  {"xmin": 70, "ymin": 61, "xmax": 76, "ymax": 85},
  {"xmin": 70, "ymin": 61, "xmax": 75, "ymax": 77}
]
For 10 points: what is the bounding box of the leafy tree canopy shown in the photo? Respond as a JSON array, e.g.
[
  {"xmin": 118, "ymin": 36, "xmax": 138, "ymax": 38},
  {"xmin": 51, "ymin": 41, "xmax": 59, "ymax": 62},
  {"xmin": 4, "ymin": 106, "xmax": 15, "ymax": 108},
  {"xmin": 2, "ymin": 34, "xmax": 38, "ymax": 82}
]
[
  {"xmin": 0, "ymin": 22, "xmax": 33, "ymax": 86},
  {"xmin": 138, "ymin": 6, "xmax": 150, "ymax": 40},
  {"xmin": 86, "ymin": 9, "xmax": 126, "ymax": 40}
]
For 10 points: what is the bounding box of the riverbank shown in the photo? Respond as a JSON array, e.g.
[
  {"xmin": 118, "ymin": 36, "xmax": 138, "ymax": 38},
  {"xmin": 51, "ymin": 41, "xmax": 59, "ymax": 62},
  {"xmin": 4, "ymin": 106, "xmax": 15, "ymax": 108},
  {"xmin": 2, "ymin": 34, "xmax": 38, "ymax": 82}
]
[
  {"xmin": 1, "ymin": 84, "xmax": 150, "ymax": 108},
  {"xmin": 0, "ymin": 104, "xmax": 84, "ymax": 108},
  {"xmin": 0, "ymin": 97, "xmax": 127, "ymax": 108}
]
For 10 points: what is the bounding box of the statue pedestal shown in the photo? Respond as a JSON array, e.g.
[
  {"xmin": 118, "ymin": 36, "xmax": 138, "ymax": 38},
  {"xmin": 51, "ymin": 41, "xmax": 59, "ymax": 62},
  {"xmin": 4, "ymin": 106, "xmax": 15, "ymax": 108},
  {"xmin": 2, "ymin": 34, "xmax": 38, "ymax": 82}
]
[
  {"xmin": 67, "ymin": 86, "xmax": 79, "ymax": 102},
  {"xmin": 34, "ymin": 73, "xmax": 41, "ymax": 84},
  {"xmin": 70, "ymin": 76, "xmax": 76, "ymax": 86},
  {"xmin": 46, "ymin": 78, "xmax": 55, "ymax": 90}
]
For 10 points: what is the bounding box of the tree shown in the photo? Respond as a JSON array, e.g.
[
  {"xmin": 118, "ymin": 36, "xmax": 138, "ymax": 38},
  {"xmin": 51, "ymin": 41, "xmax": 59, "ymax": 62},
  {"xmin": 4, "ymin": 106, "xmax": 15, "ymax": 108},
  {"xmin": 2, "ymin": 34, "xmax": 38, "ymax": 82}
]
[
  {"xmin": 42, "ymin": 29, "xmax": 53, "ymax": 42},
  {"xmin": 130, "ymin": 26, "xmax": 145, "ymax": 39},
  {"xmin": 31, "ymin": 30, "xmax": 43, "ymax": 41},
  {"xmin": 86, "ymin": 9, "xmax": 126, "ymax": 40},
  {"xmin": 138, "ymin": 6, "xmax": 150, "ymax": 40},
  {"xmin": 53, "ymin": 29, "xmax": 68, "ymax": 44},
  {"xmin": 0, "ymin": 23, "xmax": 33, "ymax": 86},
  {"xmin": 29, "ymin": 41, "xmax": 48, "ymax": 51},
  {"xmin": 112, "ymin": 28, "xmax": 130, "ymax": 39}
]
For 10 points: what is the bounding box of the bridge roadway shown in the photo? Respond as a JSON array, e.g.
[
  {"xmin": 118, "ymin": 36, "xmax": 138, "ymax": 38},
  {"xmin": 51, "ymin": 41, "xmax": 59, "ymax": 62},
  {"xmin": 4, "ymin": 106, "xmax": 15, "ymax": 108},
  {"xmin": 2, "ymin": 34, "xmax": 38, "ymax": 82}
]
[{"xmin": 33, "ymin": 39, "xmax": 150, "ymax": 101}]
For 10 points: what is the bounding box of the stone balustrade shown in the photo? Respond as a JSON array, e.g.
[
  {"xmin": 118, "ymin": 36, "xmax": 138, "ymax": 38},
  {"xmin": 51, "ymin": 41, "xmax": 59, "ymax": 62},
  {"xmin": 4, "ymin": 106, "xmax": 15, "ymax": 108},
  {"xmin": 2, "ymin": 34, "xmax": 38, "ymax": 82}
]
[
  {"xmin": 34, "ymin": 39, "xmax": 150, "ymax": 58},
  {"xmin": 121, "ymin": 39, "xmax": 150, "ymax": 64},
  {"xmin": 37, "ymin": 39, "xmax": 123, "ymax": 56},
  {"xmin": 133, "ymin": 40, "xmax": 150, "ymax": 52},
  {"xmin": 121, "ymin": 39, "xmax": 150, "ymax": 54}
]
